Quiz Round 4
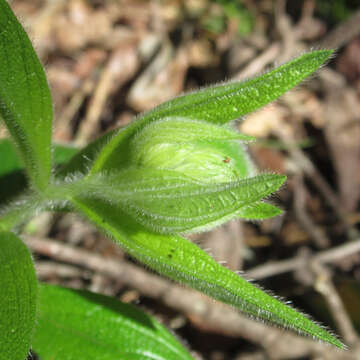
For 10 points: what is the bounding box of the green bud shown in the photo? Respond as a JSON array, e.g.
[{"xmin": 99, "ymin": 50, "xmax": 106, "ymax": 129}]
[{"xmin": 130, "ymin": 117, "xmax": 255, "ymax": 183}]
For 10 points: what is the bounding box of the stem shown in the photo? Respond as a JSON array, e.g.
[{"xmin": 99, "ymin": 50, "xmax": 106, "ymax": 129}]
[
  {"xmin": 0, "ymin": 192, "xmax": 43, "ymax": 231},
  {"xmin": 0, "ymin": 181, "xmax": 77, "ymax": 232}
]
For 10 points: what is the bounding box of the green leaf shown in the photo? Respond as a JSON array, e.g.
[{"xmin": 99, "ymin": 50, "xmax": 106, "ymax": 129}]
[
  {"xmin": 0, "ymin": 231, "xmax": 37, "ymax": 360},
  {"xmin": 0, "ymin": 138, "xmax": 79, "ymax": 178},
  {"xmin": 0, "ymin": 170, "xmax": 27, "ymax": 207},
  {"xmin": 0, "ymin": 139, "xmax": 79, "ymax": 205},
  {"xmin": 69, "ymin": 198, "xmax": 345, "ymax": 349},
  {"xmin": 235, "ymin": 201, "xmax": 283, "ymax": 219},
  {"xmin": 143, "ymin": 50, "xmax": 333, "ymax": 123},
  {"xmin": 78, "ymin": 169, "xmax": 285, "ymax": 233},
  {"xmin": 0, "ymin": 138, "xmax": 22, "ymax": 176},
  {"xmin": 53, "ymin": 143, "xmax": 80, "ymax": 166},
  {"xmin": 130, "ymin": 117, "xmax": 255, "ymax": 157},
  {"xmin": 89, "ymin": 50, "xmax": 333, "ymax": 174},
  {"xmin": 33, "ymin": 284, "xmax": 193, "ymax": 360},
  {"xmin": 0, "ymin": 0, "xmax": 53, "ymax": 191}
]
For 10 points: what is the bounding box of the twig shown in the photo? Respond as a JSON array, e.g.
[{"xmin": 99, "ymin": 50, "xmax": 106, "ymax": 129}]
[
  {"xmin": 233, "ymin": 42, "xmax": 281, "ymax": 81},
  {"xmin": 75, "ymin": 46, "xmax": 139, "ymax": 145},
  {"xmin": 35, "ymin": 261, "xmax": 90, "ymax": 280},
  {"xmin": 28, "ymin": 0, "xmax": 68, "ymax": 57},
  {"xmin": 275, "ymin": 129, "xmax": 356, "ymax": 238},
  {"xmin": 247, "ymin": 238, "xmax": 360, "ymax": 280},
  {"xmin": 293, "ymin": 174, "xmax": 330, "ymax": 248},
  {"xmin": 55, "ymin": 78, "xmax": 95, "ymax": 141},
  {"xmin": 320, "ymin": 10, "xmax": 360, "ymax": 49},
  {"xmin": 274, "ymin": 0, "xmax": 297, "ymax": 63},
  {"xmin": 312, "ymin": 262, "xmax": 358, "ymax": 346}
]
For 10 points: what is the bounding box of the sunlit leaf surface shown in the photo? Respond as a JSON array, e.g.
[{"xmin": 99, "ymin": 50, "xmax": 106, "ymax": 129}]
[{"xmin": 33, "ymin": 284, "xmax": 193, "ymax": 360}]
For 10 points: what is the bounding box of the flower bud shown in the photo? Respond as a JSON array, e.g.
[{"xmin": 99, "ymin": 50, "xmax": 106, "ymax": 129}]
[{"xmin": 129, "ymin": 117, "xmax": 255, "ymax": 183}]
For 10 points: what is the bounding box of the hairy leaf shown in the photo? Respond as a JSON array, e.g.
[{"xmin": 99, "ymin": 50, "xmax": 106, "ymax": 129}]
[
  {"xmin": 128, "ymin": 117, "xmax": 255, "ymax": 182},
  {"xmin": 0, "ymin": 231, "xmax": 37, "ymax": 360},
  {"xmin": 78, "ymin": 169, "xmax": 285, "ymax": 233},
  {"xmin": 33, "ymin": 284, "xmax": 193, "ymax": 360},
  {"xmin": 130, "ymin": 117, "xmax": 255, "ymax": 157},
  {"xmin": 134, "ymin": 141, "xmax": 255, "ymax": 183},
  {"xmin": 89, "ymin": 50, "xmax": 332, "ymax": 174},
  {"xmin": 0, "ymin": 0, "xmax": 53, "ymax": 190},
  {"xmin": 235, "ymin": 201, "xmax": 282, "ymax": 219},
  {"xmin": 69, "ymin": 198, "xmax": 344, "ymax": 349}
]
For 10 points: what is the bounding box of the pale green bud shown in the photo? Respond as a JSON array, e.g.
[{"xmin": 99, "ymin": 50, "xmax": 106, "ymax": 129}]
[{"xmin": 130, "ymin": 117, "xmax": 256, "ymax": 183}]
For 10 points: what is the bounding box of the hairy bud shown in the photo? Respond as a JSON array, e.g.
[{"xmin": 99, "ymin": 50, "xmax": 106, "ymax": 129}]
[{"xmin": 129, "ymin": 117, "xmax": 255, "ymax": 183}]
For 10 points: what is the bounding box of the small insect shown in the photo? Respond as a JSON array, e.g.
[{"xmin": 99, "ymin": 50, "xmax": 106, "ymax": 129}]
[{"xmin": 223, "ymin": 156, "xmax": 230, "ymax": 163}]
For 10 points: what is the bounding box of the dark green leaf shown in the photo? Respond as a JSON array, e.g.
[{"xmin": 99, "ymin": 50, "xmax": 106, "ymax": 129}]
[
  {"xmin": 33, "ymin": 284, "xmax": 193, "ymax": 360},
  {"xmin": 0, "ymin": 138, "xmax": 79, "ymax": 178},
  {"xmin": 0, "ymin": 139, "xmax": 79, "ymax": 204},
  {"xmin": 0, "ymin": 170, "xmax": 27, "ymax": 206},
  {"xmin": 0, "ymin": 138, "xmax": 22, "ymax": 176},
  {"xmin": 0, "ymin": 0, "xmax": 53, "ymax": 190},
  {"xmin": 69, "ymin": 197, "xmax": 345, "ymax": 349},
  {"xmin": 0, "ymin": 231, "xmax": 37, "ymax": 360}
]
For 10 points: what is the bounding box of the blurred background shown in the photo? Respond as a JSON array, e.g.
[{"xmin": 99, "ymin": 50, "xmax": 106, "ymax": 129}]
[{"xmin": 2, "ymin": 0, "xmax": 360, "ymax": 359}]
